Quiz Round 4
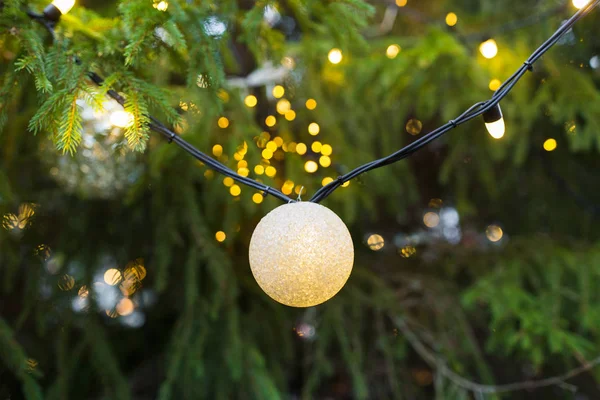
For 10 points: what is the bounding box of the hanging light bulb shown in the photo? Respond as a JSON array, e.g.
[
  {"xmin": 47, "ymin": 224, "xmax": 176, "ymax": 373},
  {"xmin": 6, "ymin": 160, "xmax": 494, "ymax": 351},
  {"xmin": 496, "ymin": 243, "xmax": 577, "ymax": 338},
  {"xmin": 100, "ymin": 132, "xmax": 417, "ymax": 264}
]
[
  {"xmin": 483, "ymin": 104, "xmax": 505, "ymax": 139},
  {"xmin": 44, "ymin": 0, "xmax": 76, "ymax": 20}
]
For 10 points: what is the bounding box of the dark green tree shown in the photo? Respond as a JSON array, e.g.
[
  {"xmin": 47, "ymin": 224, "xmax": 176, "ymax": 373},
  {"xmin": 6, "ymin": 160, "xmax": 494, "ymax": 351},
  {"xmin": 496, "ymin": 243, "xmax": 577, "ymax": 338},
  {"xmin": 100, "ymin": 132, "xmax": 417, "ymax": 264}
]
[{"xmin": 1, "ymin": 0, "xmax": 600, "ymax": 398}]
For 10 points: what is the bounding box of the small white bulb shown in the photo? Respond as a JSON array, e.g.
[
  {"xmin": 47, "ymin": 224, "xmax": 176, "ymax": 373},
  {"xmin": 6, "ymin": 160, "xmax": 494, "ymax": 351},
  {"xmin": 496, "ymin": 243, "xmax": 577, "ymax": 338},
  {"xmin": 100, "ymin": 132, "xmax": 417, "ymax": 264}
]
[
  {"xmin": 52, "ymin": 0, "xmax": 76, "ymax": 14},
  {"xmin": 485, "ymin": 118, "xmax": 505, "ymax": 139}
]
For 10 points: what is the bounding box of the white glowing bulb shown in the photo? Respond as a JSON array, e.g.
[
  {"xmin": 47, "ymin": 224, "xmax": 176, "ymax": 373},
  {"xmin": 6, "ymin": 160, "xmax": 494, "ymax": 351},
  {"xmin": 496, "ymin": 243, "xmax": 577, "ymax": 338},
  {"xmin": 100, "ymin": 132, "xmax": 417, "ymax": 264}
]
[
  {"xmin": 110, "ymin": 111, "xmax": 133, "ymax": 128},
  {"xmin": 249, "ymin": 202, "xmax": 354, "ymax": 307},
  {"xmin": 572, "ymin": 0, "xmax": 590, "ymax": 9},
  {"xmin": 485, "ymin": 119, "xmax": 505, "ymax": 139},
  {"xmin": 328, "ymin": 48, "xmax": 343, "ymax": 64},
  {"xmin": 479, "ymin": 39, "xmax": 498, "ymax": 59},
  {"xmin": 52, "ymin": 0, "xmax": 76, "ymax": 14}
]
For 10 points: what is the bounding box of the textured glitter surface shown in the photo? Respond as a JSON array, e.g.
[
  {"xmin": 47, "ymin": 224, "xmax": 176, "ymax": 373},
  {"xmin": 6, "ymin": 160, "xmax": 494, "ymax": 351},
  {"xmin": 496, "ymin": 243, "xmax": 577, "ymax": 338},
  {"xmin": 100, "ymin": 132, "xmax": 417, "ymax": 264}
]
[{"xmin": 249, "ymin": 202, "xmax": 354, "ymax": 307}]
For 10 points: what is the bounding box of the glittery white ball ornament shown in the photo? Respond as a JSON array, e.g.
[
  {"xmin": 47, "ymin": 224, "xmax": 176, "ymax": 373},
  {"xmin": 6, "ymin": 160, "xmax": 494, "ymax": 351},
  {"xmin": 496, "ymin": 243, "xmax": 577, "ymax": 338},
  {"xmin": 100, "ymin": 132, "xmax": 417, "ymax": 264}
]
[{"xmin": 249, "ymin": 202, "xmax": 354, "ymax": 307}]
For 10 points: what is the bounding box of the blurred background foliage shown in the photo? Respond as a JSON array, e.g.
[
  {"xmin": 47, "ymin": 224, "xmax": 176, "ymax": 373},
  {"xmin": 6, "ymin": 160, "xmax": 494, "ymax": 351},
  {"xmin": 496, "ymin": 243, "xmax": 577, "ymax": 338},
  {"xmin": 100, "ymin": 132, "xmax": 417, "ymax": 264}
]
[{"xmin": 1, "ymin": 0, "xmax": 600, "ymax": 398}]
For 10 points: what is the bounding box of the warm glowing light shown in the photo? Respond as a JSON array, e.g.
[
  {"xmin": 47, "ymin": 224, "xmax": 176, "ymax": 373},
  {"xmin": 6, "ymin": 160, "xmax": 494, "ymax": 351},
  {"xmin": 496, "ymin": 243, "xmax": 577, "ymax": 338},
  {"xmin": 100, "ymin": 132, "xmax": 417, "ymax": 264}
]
[
  {"xmin": 479, "ymin": 39, "xmax": 498, "ymax": 59},
  {"xmin": 367, "ymin": 234, "xmax": 385, "ymax": 251},
  {"xmin": 110, "ymin": 111, "xmax": 133, "ymax": 128},
  {"xmin": 321, "ymin": 144, "xmax": 333, "ymax": 156},
  {"xmin": 273, "ymin": 136, "xmax": 284, "ymax": 147},
  {"xmin": 489, "ymin": 78, "xmax": 502, "ymax": 91},
  {"xmin": 304, "ymin": 161, "xmax": 319, "ymax": 173},
  {"xmin": 446, "ymin": 12, "xmax": 458, "ymax": 26},
  {"xmin": 2, "ymin": 203, "xmax": 36, "ymax": 232},
  {"xmin": 254, "ymin": 165, "xmax": 265, "ymax": 175},
  {"xmin": 78, "ymin": 286, "xmax": 89, "ymax": 298},
  {"xmin": 249, "ymin": 202, "xmax": 354, "ymax": 307},
  {"xmin": 104, "ymin": 269, "xmax": 122, "ymax": 285},
  {"xmin": 319, "ymin": 156, "xmax": 332, "ymax": 168},
  {"xmin": 266, "ymin": 141, "xmax": 277, "ymax": 152},
  {"xmin": 395, "ymin": 0, "xmax": 407, "ymax": 6},
  {"xmin": 116, "ymin": 298, "xmax": 134, "ymax": 316},
  {"xmin": 252, "ymin": 193, "xmax": 264, "ymax": 204},
  {"xmin": 244, "ymin": 95, "xmax": 257, "ymax": 107},
  {"xmin": 216, "ymin": 231, "xmax": 226, "ymax": 242},
  {"xmin": 218, "ymin": 117, "xmax": 230, "ymax": 129},
  {"xmin": 311, "ymin": 142, "xmax": 322, "ymax": 153},
  {"xmin": 406, "ymin": 119, "xmax": 423, "ymax": 135},
  {"xmin": 544, "ymin": 138, "xmax": 557, "ymax": 152},
  {"xmin": 223, "ymin": 177, "xmax": 234, "ymax": 187},
  {"xmin": 272, "ymin": 85, "xmax": 285, "ymax": 98},
  {"xmin": 296, "ymin": 143, "xmax": 307, "ymax": 155},
  {"xmin": 486, "ymin": 225, "xmax": 503, "ymax": 242},
  {"xmin": 341, "ymin": 181, "xmax": 350, "ymax": 188},
  {"xmin": 285, "ymin": 110, "xmax": 296, "ymax": 121},
  {"xmin": 485, "ymin": 119, "xmax": 505, "ymax": 139},
  {"xmin": 306, "ymin": 99, "xmax": 317, "ymax": 110},
  {"xmin": 52, "ymin": 0, "xmax": 76, "ymax": 14},
  {"xmin": 262, "ymin": 149, "xmax": 274, "ymax": 160},
  {"xmin": 238, "ymin": 167, "xmax": 250, "ymax": 177},
  {"xmin": 386, "ymin": 44, "xmax": 401, "ymax": 59},
  {"xmin": 265, "ymin": 115, "xmax": 276, "ymax": 127},
  {"xmin": 423, "ymin": 212, "xmax": 440, "ymax": 228},
  {"xmin": 322, "ymin": 177, "xmax": 334, "ymax": 186},
  {"xmin": 230, "ymin": 184, "xmax": 241, "ymax": 196},
  {"xmin": 154, "ymin": 1, "xmax": 168, "ymax": 11},
  {"xmin": 58, "ymin": 274, "xmax": 75, "ymax": 291},
  {"xmin": 265, "ymin": 166, "xmax": 277, "ymax": 178},
  {"xmin": 306, "ymin": 122, "xmax": 319, "ymax": 136},
  {"xmin": 276, "ymin": 99, "xmax": 291, "ymax": 114},
  {"xmin": 400, "ymin": 245, "xmax": 416, "ymax": 258},
  {"xmin": 573, "ymin": 0, "xmax": 590, "ymax": 9},
  {"xmin": 328, "ymin": 48, "xmax": 343, "ymax": 64},
  {"xmin": 212, "ymin": 144, "xmax": 223, "ymax": 157}
]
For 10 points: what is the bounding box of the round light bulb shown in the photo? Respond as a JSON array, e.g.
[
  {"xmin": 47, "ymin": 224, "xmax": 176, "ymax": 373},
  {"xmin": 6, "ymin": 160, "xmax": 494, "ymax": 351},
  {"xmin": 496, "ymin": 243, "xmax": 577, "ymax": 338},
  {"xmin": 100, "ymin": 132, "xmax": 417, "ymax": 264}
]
[
  {"xmin": 479, "ymin": 39, "xmax": 498, "ymax": 59},
  {"xmin": 249, "ymin": 202, "xmax": 354, "ymax": 307},
  {"xmin": 52, "ymin": 0, "xmax": 76, "ymax": 14}
]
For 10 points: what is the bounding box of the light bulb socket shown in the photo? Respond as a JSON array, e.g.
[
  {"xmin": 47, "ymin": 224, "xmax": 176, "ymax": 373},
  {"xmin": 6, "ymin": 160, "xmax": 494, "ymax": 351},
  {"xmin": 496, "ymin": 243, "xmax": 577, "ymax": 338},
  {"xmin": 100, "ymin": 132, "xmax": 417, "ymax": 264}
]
[
  {"xmin": 483, "ymin": 104, "xmax": 503, "ymax": 124},
  {"xmin": 43, "ymin": 4, "xmax": 62, "ymax": 22}
]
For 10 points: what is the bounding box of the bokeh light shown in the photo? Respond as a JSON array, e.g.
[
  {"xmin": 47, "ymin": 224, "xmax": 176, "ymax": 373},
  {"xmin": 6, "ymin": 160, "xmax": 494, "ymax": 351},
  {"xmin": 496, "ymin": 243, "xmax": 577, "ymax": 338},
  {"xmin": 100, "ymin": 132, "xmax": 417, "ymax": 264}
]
[
  {"xmin": 479, "ymin": 39, "xmax": 498, "ymax": 59},
  {"xmin": 446, "ymin": 12, "xmax": 458, "ymax": 27},
  {"xmin": 328, "ymin": 48, "xmax": 343, "ymax": 64},
  {"xmin": 486, "ymin": 225, "xmax": 504, "ymax": 242},
  {"xmin": 104, "ymin": 269, "xmax": 122, "ymax": 286},
  {"xmin": 272, "ymin": 85, "xmax": 285, "ymax": 98},
  {"xmin": 304, "ymin": 161, "xmax": 319, "ymax": 173},
  {"xmin": 406, "ymin": 119, "xmax": 423, "ymax": 135},
  {"xmin": 367, "ymin": 234, "xmax": 385, "ymax": 251},
  {"xmin": 244, "ymin": 95, "xmax": 257, "ymax": 108},
  {"xmin": 489, "ymin": 79, "xmax": 502, "ymax": 91},
  {"xmin": 215, "ymin": 231, "xmax": 226, "ymax": 242},
  {"xmin": 423, "ymin": 212, "xmax": 440, "ymax": 228},
  {"xmin": 544, "ymin": 138, "xmax": 557, "ymax": 152},
  {"xmin": 217, "ymin": 117, "xmax": 230, "ymax": 129},
  {"xmin": 306, "ymin": 99, "xmax": 317, "ymax": 110},
  {"xmin": 386, "ymin": 44, "xmax": 401, "ymax": 59}
]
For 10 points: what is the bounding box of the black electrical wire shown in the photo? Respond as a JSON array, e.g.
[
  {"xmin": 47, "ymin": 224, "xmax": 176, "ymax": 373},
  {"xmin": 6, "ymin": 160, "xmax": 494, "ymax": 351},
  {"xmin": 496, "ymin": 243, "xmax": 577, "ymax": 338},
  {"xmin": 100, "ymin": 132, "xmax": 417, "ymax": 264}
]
[
  {"xmin": 24, "ymin": 0, "xmax": 600, "ymax": 205},
  {"xmin": 309, "ymin": 0, "xmax": 600, "ymax": 203}
]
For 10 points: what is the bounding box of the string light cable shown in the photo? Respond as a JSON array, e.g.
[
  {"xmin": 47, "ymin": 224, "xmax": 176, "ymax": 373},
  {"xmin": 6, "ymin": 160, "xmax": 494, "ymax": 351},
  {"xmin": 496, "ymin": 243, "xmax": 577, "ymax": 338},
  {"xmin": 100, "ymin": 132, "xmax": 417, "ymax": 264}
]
[
  {"xmin": 22, "ymin": 0, "xmax": 600, "ymax": 205},
  {"xmin": 310, "ymin": 0, "xmax": 600, "ymax": 203}
]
